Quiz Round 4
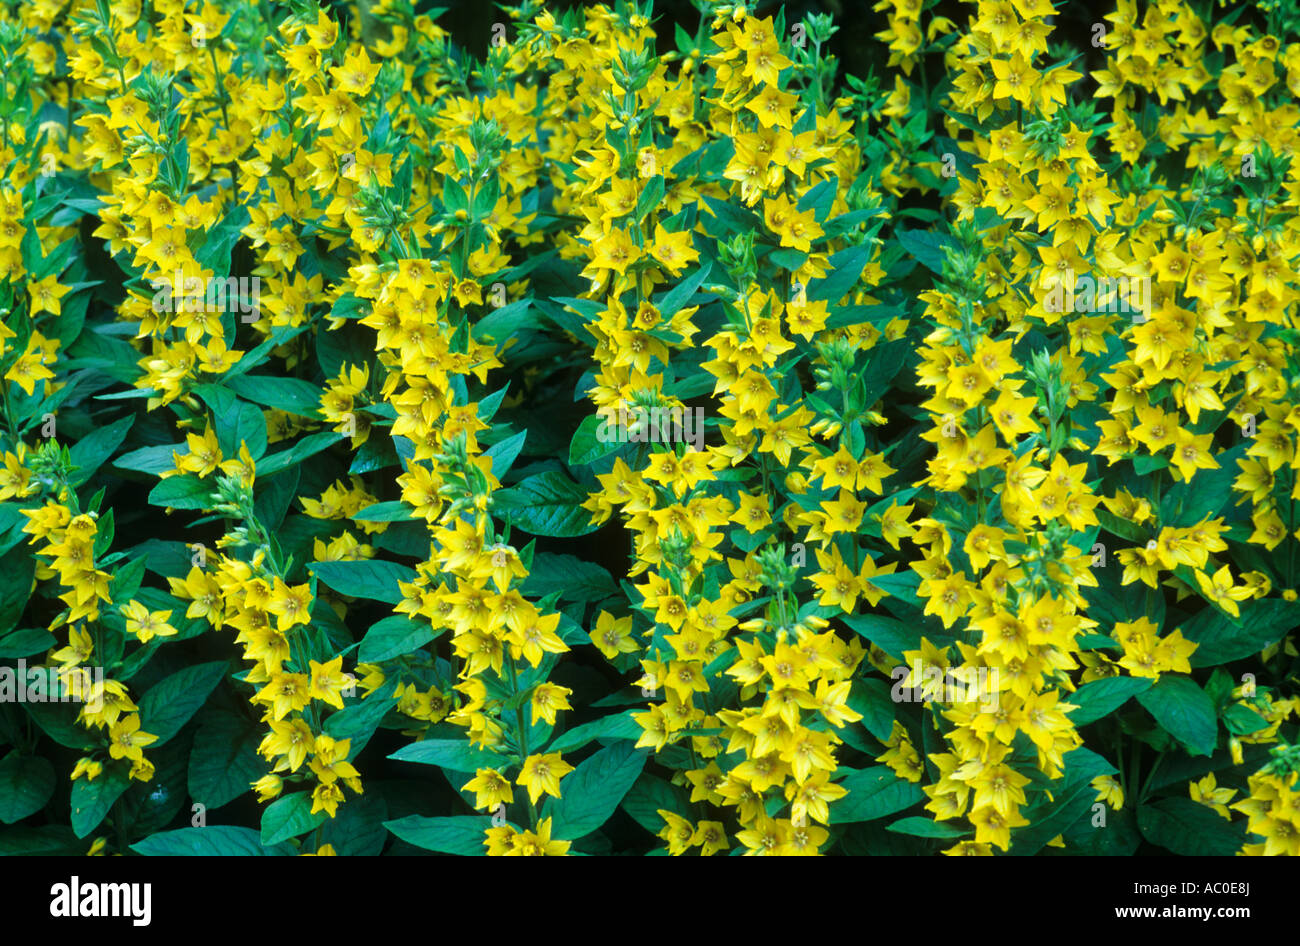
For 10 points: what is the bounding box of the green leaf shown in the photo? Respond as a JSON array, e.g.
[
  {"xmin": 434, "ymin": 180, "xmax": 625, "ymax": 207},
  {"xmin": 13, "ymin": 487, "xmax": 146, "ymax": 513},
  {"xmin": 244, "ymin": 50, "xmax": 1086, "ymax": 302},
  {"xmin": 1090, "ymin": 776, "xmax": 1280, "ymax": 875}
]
[
  {"xmin": 840, "ymin": 612, "xmax": 920, "ymax": 660},
  {"xmin": 324, "ymin": 679, "xmax": 399, "ymax": 758},
  {"xmin": 388, "ymin": 738, "xmax": 508, "ymax": 773},
  {"xmin": 1223, "ymin": 703, "xmax": 1269, "ymax": 735},
  {"xmin": 222, "ymin": 325, "xmax": 309, "ymax": 379},
  {"xmin": 256, "ymin": 431, "xmax": 345, "ymax": 477},
  {"xmin": 634, "ymin": 175, "xmax": 664, "ymax": 222},
  {"xmin": 113, "ymin": 442, "xmax": 185, "ymax": 476},
  {"xmin": 1159, "ymin": 443, "xmax": 1245, "ymax": 526},
  {"xmin": 865, "ymin": 569, "xmax": 924, "ymax": 607},
  {"xmin": 548, "ymin": 711, "xmax": 642, "ymax": 754},
  {"xmin": 254, "ymin": 464, "xmax": 299, "ymax": 531},
  {"xmin": 1095, "ymin": 508, "xmax": 1147, "ymax": 544},
  {"xmin": 0, "ymin": 543, "xmax": 36, "ymax": 636},
  {"xmin": 0, "ymin": 752, "xmax": 56, "ymax": 823},
  {"xmin": 809, "ymin": 244, "xmax": 870, "ymax": 302},
  {"xmin": 568, "ymin": 413, "xmax": 620, "ymax": 467},
  {"xmin": 543, "ymin": 741, "xmax": 646, "ymax": 841},
  {"xmin": 1136, "ymin": 674, "xmax": 1217, "ymax": 757},
  {"xmin": 147, "ymin": 474, "xmax": 213, "ymax": 510},
  {"xmin": 822, "ymin": 206, "xmax": 886, "ymax": 240},
  {"xmin": 352, "ymin": 501, "xmax": 414, "ymax": 522},
  {"xmin": 261, "ymin": 791, "xmax": 327, "ymax": 846},
  {"xmin": 886, "ymin": 816, "xmax": 969, "ymax": 838},
  {"xmin": 0, "ymin": 626, "xmax": 56, "ymax": 658},
  {"xmin": 224, "ymin": 374, "xmax": 323, "ymax": 418},
  {"xmin": 847, "ymin": 678, "xmax": 895, "ymax": 743},
  {"xmin": 1063, "ymin": 804, "xmax": 1141, "ymax": 855},
  {"xmin": 1179, "ymin": 598, "xmax": 1297, "ymax": 667},
  {"xmin": 657, "ymin": 259, "xmax": 712, "ymax": 319},
  {"xmin": 1008, "ymin": 746, "xmax": 1117, "ymax": 855},
  {"xmin": 193, "ymin": 204, "xmax": 250, "ymax": 274},
  {"xmin": 139, "ymin": 661, "xmax": 228, "ymax": 747},
  {"xmin": 895, "ymin": 228, "xmax": 954, "ymax": 274},
  {"xmin": 1084, "ymin": 563, "xmax": 1165, "ymax": 632},
  {"xmin": 796, "ymin": 176, "xmax": 838, "ymax": 221},
  {"xmin": 194, "ymin": 384, "xmax": 268, "ymax": 460},
  {"xmin": 319, "ymin": 794, "xmax": 389, "ymax": 856},
  {"xmin": 860, "ymin": 338, "xmax": 909, "ymax": 409},
  {"xmin": 310, "ymin": 559, "xmax": 418, "ymax": 604},
  {"xmin": 521, "ymin": 553, "xmax": 617, "ymax": 604},
  {"xmin": 491, "ymin": 471, "xmax": 600, "ymax": 538},
  {"xmin": 0, "ymin": 825, "xmax": 82, "ymax": 855},
  {"xmin": 829, "ymin": 766, "xmax": 924, "ymax": 823},
  {"xmin": 68, "ymin": 414, "xmax": 135, "ymax": 487},
  {"xmin": 187, "ymin": 711, "xmax": 264, "ymax": 810},
  {"xmin": 23, "ymin": 700, "xmax": 96, "ymax": 750},
  {"xmin": 70, "ymin": 765, "xmax": 131, "ymax": 838},
  {"xmin": 1137, "ymin": 798, "xmax": 1246, "ymax": 856},
  {"xmin": 383, "ymin": 814, "xmax": 491, "ymax": 855},
  {"xmin": 1065, "ymin": 676, "xmax": 1153, "ymax": 726},
  {"xmin": 768, "ymin": 247, "xmax": 806, "ymax": 270},
  {"xmin": 700, "ymin": 196, "xmax": 762, "ymax": 243},
  {"xmin": 117, "ymin": 737, "xmax": 188, "ymax": 838},
  {"xmin": 474, "ymin": 299, "xmax": 534, "ymax": 343},
  {"xmin": 620, "ymin": 772, "xmax": 692, "ymax": 834},
  {"xmin": 359, "ymin": 615, "xmax": 434, "ymax": 662},
  {"xmin": 134, "ymin": 825, "xmax": 295, "ymax": 856},
  {"xmin": 108, "ymin": 555, "xmax": 147, "ymax": 604},
  {"xmin": 485, "ymin": 428, "xmax": 527, "ymax": 479},
  {"xmin": 0, "ymin": 502, "xmax": 27, "ymax": 556}
]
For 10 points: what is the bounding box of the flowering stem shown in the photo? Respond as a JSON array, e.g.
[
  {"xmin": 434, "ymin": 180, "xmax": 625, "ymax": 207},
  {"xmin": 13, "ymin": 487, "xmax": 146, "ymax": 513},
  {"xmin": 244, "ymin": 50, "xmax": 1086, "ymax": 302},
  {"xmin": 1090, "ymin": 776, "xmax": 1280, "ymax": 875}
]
[{"xmin": 507, "ymin": 652, "xmax": 536, "ymax": 828}]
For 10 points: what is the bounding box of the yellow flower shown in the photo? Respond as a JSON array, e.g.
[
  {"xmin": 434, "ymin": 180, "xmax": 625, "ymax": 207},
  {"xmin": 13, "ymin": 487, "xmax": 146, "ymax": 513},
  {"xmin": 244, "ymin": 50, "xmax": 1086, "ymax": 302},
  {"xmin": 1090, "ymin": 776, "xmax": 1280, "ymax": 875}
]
[
  {"xmin": 253, "ymin": 774, "xmax": 284, "ymax": 803},
  {"xmin": 308, "ymin": 657, "xmax": 351, "ymax": 710},
  {"xmin": 28, "ymin": 275, "xmax": 72, "ymax": 316},
  {"xmin": 259, "ymin": 717, "xmax": 315, "ymax": 772},
  {"xmin": 121, "ymin": 601, "xmax": 177, "ymax": 644},
  {"xmin": 462, "ymin": 768, "xmax": 514, "ymax": 811},
  {"xmin": 692, "ymin": 820, "xmax": 729, "ymax": 856},
  {"xmin": 1189, "ymin": 773, "xmax": 1236, "ymax": 819},
  {"xmin": 517, "ymin": 753, "xmax": 574, "ymax": 805},
  {"xmin": 529, "ymin": 683, "xmax": 573, "ymax": 726},
  {"xmin": 255, "ymin": 672, "xmax": 311, "ymax": 720},
  {"xmin": 108, "ymin": 714, "xmax": 158, "ymax": 764},
  {"xmin": 1194, "ymin": 564, "xmax": 1253, "ymax": 617},
  {"xmin": 502, "ymin": 816, "xmax": 570, "ymax": 856},
  {"xmin": 648, "ymin": 223, "xmax": 700, "ymax": 275},
  {"xmin": 71, "ymin": 757, "xmax": 103, "ymax": 782},
  {"xmin": 588, "ymin": 228, "xmax": 641, "ymax": 278},
  {"xmin": 590, "ymin": 610, "xmax": 638, "ymax": 660},
  {"xmin": 1092, "ymin": 774, "xmax": 1124, "ymax": 810},
  {"xmin": 762, "ymin": 194, "xmax": 823, "ymax": 253},
  {"xmin": 657, "ymin": 809, "xmax": 697, "ymax": 855},
  {"xmin": 51, "ymin": 627, "xmax": 94, "ymax": 669},
  {"xmin": 310, "ymin": 780, "xmax": 346, "ymax": 818}
]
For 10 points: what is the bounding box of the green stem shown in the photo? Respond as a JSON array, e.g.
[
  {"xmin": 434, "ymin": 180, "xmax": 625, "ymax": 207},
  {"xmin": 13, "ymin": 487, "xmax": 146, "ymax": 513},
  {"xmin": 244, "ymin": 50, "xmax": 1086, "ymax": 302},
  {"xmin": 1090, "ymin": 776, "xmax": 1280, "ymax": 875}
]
[
  {"xmin": 208, "ymin": 43, "xmax": 230, "ymax": 129},
  {"xmin": 507, "ymin": 652, "xmax": 536, "ymax": 829},
  {"xmin": 1284, "ymin": 465, "xmax": 1296, "ymax": 588},
  {"xmin": 112, "ymin": 797, "xmax": 129, "ymax": 855},
  {"xmin": 1138, "ymin": 751, "xmax": 1164, "ymax": 805}
]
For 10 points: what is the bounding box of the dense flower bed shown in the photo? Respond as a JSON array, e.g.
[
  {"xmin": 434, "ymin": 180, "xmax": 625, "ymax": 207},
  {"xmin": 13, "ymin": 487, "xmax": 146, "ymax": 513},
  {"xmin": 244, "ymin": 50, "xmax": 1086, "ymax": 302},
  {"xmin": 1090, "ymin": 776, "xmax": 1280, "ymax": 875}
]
[{"xmin": 0, "ymin": 0, "xmax": 1297, "ymax": 856}]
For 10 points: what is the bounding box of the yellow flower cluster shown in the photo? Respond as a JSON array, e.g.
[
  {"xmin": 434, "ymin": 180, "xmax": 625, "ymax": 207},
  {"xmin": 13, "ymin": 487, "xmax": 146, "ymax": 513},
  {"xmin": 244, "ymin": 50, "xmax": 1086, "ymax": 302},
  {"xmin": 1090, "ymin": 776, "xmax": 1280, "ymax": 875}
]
[{"xmin": 0, "ymin": 0, "xmax": 1299, "ymax": 858}]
